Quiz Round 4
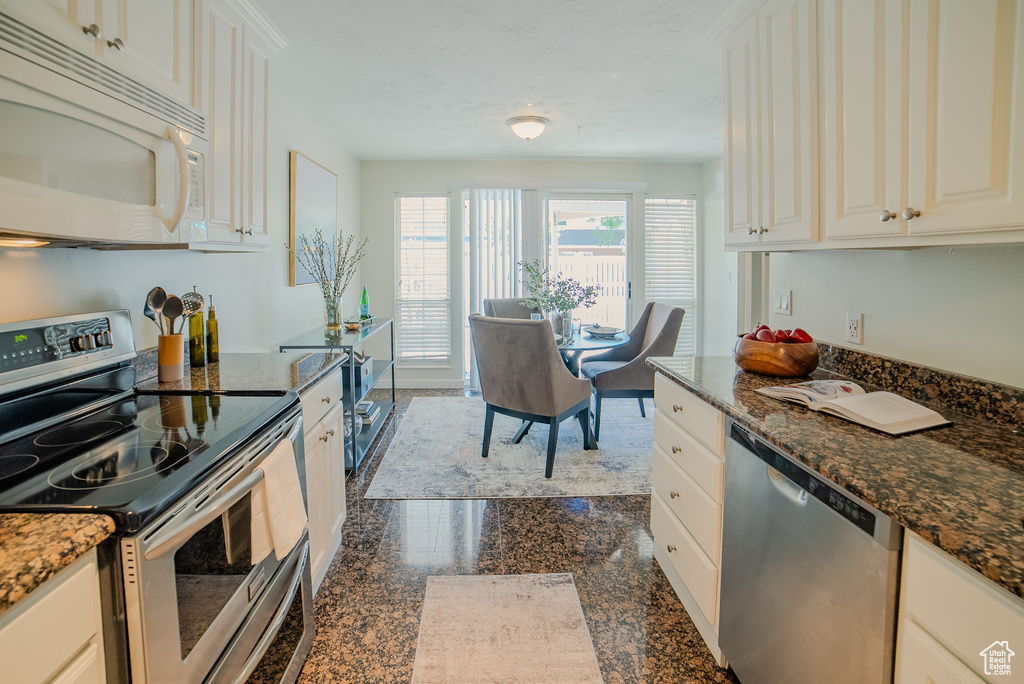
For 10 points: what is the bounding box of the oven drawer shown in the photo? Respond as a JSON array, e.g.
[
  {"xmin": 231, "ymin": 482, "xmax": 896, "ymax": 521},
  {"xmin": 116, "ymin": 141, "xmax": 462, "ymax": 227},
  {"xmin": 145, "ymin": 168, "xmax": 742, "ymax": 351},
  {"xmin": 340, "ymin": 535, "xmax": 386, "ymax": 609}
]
[
  {"xmin": 0, "ymin": 549, "xmax": 103, "ymax": 684},
  {"xmin": 300, "ymin": 367, "xmax": 343, "ymax": 431},
  {"xmin": 654, "ymin": 373, "xmax": 724, "ymax": 455},
  {"xmin": 651, "ymin": 492, "xmax": 718, "ymax": 626},
  {"xmin": 653, "ymin": 410, "xmax": 724, "ymax": 503},
  {"xmin": 652, "ymin": 445, "xmax": 722, "ymax": 564}
]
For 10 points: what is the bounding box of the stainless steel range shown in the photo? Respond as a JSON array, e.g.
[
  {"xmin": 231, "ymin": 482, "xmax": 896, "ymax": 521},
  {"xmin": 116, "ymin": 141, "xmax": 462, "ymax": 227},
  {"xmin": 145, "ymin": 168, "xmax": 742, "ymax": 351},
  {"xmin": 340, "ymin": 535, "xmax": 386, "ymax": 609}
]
[{"xmin": 0, "ymin": 310, "xmax": 314, "ymax": 684}]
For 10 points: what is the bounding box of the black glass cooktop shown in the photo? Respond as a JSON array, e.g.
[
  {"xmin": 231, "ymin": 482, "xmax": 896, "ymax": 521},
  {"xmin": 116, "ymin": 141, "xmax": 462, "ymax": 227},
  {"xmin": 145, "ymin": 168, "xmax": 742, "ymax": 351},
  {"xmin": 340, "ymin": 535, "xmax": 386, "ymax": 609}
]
[{"xmin": 0, "ymin": 392, "xmax": 298, "ymax": 532}]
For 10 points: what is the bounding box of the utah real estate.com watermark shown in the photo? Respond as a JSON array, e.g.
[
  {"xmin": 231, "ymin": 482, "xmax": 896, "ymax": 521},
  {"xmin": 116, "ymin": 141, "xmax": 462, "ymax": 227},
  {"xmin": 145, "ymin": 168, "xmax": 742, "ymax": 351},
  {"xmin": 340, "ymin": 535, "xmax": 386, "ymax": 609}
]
[{"xmin": 981, "ymin": 641, "xmax": 1015, "ymax": 676}]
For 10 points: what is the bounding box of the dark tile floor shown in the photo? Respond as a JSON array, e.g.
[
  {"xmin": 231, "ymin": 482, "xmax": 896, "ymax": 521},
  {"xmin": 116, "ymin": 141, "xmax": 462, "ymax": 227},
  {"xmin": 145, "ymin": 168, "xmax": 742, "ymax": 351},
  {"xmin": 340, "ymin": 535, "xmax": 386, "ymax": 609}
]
[{"xmin": 297, "ymin": 389, "xmax": 739, "ymax": 684}]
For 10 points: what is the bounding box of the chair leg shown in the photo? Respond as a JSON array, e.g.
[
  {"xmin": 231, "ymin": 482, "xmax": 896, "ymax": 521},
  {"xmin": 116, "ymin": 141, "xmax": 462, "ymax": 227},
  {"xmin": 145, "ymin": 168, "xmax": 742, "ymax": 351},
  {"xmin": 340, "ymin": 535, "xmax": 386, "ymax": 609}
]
[
  {"xmin": 513, "ymin": 420, "xmax": 533, "ymax": 444},
  {"xmin": 544, "ymin": 420, "xmax": 560, "ymax": 478},
  {"xmin": 593, "ymin": 393, "xmax": 603, "ymax": 442},
  {"xmin": 576, "ymin": 408, "xmax": 592, "ymax": 450},
  {"xmin": 482, "ymin": 404, "xmax": 495, "ymax": 458},
  {"xmin": 638, "ymin": 397, "xmax": 647, "ymax": 418}
]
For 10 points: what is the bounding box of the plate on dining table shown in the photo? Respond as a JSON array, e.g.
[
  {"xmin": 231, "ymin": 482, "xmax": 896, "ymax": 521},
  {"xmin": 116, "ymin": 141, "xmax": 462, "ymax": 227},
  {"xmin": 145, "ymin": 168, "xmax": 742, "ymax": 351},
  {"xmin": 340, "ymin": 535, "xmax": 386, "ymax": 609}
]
[{"xmin": 582, "ymin": 325, "xmax": 623, "ymax": 339}]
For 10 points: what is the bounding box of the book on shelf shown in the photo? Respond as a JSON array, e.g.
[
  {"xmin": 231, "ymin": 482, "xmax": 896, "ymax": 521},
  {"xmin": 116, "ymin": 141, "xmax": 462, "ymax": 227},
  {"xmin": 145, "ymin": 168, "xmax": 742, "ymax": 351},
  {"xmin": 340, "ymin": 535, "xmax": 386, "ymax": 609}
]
[
  {"xmin": 355, "ymin": 399, "xmax": 373, "ymax": 415},
  {"xmin": 361, "ymin": 404, "xmax": 380, "ymax": 425},
  {"xmin": 754, "ymin": 380, "xmax": 950, "ymax": 435}
]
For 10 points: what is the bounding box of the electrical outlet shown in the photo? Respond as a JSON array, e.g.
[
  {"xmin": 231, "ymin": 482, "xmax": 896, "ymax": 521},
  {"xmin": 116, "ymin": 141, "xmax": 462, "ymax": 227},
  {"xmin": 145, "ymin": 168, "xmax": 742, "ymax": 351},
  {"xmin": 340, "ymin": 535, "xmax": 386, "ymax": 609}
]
[
  {"xmin": 774, "ymin": 289, "xmax": 792, "ymax": 315},
  {"xmin": 846, "ymin": 312, "xmax": 864, "ymax": 345}
]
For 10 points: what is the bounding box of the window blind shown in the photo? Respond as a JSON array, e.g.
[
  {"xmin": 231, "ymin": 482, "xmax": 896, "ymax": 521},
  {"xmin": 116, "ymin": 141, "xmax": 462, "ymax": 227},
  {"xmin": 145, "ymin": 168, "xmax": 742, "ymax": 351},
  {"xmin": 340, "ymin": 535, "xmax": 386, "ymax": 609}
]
[
  {"xmin": 644, "ymin": 197, "xmax": 698, "ymax": 355},
  {"xmin": 396, "ymin": 196, "xmax": 450, "ymax": 363}
]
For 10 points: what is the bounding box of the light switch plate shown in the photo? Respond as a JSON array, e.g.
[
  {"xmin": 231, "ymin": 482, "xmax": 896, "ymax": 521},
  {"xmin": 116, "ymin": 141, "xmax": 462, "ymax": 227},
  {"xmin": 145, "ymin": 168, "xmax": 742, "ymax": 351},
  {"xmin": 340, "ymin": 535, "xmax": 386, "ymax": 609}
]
[{"xmin": 774, "ymin": 289, "xmax": 792, "ymax": 316}]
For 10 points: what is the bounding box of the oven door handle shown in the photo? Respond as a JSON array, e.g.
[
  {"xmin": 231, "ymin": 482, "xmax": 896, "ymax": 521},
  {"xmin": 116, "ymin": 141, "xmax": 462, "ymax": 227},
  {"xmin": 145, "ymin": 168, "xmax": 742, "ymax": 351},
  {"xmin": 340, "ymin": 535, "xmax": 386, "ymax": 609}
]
[
  {"xmin": 144, "ymin": 468, "xmax": 265, "ymax": 560},
  {"xmin": 233, "ymin": 541, "xmax": 309, "ymax": 684}
]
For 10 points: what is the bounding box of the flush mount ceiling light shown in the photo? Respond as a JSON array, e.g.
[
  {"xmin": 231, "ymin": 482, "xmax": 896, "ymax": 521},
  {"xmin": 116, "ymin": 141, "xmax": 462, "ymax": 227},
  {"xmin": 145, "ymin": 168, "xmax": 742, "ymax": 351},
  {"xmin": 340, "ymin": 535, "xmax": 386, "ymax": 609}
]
[
  {"xmin": 506, "ymin": 116, "xmax": 550, "ymax": 141},
  {"xmin": 0, "ymin": 237, "xmax": 49, "ymax": 248}
]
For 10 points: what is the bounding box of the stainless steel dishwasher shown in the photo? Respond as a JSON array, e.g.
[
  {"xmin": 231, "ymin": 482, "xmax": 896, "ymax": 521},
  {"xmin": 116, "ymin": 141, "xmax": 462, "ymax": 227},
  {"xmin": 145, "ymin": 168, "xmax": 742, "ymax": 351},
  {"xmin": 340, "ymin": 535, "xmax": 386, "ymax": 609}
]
[{"xmin": 720, "ymin": 421, "xmax": 903, "ymax": 684}]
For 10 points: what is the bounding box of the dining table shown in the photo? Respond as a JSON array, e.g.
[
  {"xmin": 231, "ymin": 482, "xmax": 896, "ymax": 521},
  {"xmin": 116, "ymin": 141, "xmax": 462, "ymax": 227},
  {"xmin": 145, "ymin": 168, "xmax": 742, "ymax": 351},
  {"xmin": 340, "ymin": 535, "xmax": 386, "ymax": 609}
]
[{"xmin": 556, "ymin": 329, "xmax": 631, "ymax": 376}]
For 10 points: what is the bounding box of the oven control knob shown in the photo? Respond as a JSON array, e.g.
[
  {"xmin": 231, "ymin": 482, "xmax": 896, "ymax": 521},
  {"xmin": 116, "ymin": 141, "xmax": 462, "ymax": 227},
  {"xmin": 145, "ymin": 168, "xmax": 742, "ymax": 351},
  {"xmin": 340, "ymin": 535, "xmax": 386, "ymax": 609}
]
[
  {"xmin": 71, "ymin": 335, "xmax": 96, "ymax": 352},
  {"xmin": 95, "ymin": 331, "xmax": 112, "ymax": 347}
]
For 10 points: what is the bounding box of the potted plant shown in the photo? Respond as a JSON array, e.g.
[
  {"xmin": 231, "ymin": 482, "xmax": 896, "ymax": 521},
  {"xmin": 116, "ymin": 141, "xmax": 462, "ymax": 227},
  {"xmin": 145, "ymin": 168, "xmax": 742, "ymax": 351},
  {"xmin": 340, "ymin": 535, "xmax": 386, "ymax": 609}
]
[
  {"xmin": 520, "ymin": 260, "xmax": 599, "ymax": 338},
  {"xmin": 287, "ymin": 228, "xmax": 368, "ymax": 330}
]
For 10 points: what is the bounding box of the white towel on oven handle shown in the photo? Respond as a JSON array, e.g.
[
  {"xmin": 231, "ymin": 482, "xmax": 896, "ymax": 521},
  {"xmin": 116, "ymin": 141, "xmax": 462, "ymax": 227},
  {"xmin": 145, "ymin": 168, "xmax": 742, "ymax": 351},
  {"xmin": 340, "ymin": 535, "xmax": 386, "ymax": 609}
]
[{"xmin": 250, "ymin": 438, "xmax": 307, "ymax": 564}]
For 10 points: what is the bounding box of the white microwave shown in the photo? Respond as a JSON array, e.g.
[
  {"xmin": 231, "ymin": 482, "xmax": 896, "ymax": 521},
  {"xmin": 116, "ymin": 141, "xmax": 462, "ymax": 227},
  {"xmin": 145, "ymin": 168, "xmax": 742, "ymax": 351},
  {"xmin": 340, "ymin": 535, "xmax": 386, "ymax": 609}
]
[{"xmin": 0, "ymin": 12, "xmax": 207, "ymax": 247}]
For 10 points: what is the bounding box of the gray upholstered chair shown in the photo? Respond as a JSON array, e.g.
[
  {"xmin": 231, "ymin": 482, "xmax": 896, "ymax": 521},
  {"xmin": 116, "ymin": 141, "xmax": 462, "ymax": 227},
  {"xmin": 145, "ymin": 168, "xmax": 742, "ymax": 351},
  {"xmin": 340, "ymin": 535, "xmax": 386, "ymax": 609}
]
[
  {"xmin": 580, "ymin": 302, "xmax": 684, "ymax": 440},
  {"xmin": 469, "ymin": 314, "xmax": 594, "ymax": 478},
  {"xmin": 482, "ymin": 297, "xmax": 537, "ymax": 319}
]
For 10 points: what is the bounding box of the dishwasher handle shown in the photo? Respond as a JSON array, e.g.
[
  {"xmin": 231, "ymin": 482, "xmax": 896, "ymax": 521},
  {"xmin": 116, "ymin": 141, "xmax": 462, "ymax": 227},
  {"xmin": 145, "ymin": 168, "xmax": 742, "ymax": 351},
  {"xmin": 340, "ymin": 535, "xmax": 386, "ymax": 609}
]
[{"xmin": 768, "ymin": 466, "xmax": 808, "ymax": 506}]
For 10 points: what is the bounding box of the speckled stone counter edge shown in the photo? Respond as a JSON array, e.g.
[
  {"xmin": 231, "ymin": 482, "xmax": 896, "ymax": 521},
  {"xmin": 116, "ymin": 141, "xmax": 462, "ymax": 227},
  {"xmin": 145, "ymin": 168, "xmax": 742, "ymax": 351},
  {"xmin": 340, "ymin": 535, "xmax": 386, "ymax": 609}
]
[
  {"xmin": 0, "ymin": 513, "xmax": 115, "ymax": 615},
  {"xmin": 817, "ymin": 341, "xmax": 1023, "ymax": 428}
]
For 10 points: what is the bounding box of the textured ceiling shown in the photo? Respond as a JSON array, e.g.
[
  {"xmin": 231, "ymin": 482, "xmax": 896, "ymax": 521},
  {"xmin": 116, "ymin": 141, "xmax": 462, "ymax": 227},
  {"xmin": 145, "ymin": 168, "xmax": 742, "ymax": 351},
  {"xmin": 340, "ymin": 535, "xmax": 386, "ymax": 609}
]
[{"xmin": 257, "ymin": 0, "xmax": 725, "ymax": 162}]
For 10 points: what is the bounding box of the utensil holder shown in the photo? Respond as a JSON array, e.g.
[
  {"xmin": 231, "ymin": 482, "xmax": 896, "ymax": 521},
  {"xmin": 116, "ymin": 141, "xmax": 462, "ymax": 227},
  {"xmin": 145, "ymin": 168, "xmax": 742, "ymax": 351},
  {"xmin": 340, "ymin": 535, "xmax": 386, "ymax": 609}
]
[{"xmin": 158, "ymin": 334, "xmax": 186, "ymax": 382}]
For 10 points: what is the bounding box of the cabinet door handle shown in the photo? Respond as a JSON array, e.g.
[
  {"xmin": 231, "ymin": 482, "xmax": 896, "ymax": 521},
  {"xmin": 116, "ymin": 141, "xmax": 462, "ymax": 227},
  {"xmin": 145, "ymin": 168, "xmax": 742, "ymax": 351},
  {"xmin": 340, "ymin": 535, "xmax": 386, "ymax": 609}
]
[
  {"xmin": 669, "ymin": 491, "xmax": 680, "ymax": 499},
  {"xmin": 672, "ymin": 404, "xmax": 683, "ymax": 413},
  {"xmin": 322, "ymin": 396, "xmax": 331, "ymax": 404},
  {"xmin": 82, "ymin": 24, "xmax": 101, "ymax": 38},
  {"xmin": 666, "ymin": 544, "xmax": 677, "ymax": 553},
  {"xmin": 235, "ymin": 227, "xmax": 244, "ymax": 234},
  {"xmin": 244, "ymin": 228, "xmax": 254, "ymax": 236},
  {"xmin": 880, "ymin": 210, "xmax": 897, "ymax": 222},
  {"xmin": 902, "ymin": 207, "xmax": 921, "ymax": 220},
  {"xmin": 107, "ymin": 37, "xmax": 124, "ymax": 51},
  {"xmin": 758, "ymin": 226, "xmax": 768, "ymax": 234},
  {"xmin": 671, "ymin": 446, "xmax": 681, "ymax": 454},
  {"xmin": 747, "ymin": 227, "xmax": 755, "ymax": 235},
  {"xmin": 320, "ymin": 434, "xmax": 328, "ymax": 442},
  {"xmin": 320, "ymin": 428, "xmax": 336, "ymax": 442}
]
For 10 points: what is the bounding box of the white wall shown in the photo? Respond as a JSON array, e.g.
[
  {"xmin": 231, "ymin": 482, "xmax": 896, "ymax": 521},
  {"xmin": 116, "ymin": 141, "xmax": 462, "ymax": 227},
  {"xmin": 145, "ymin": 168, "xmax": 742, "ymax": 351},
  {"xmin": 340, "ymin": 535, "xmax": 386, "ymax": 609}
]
[
  {"xmin": 0, "ymin": 68, "xmax": 361, "ymax": 354},
  {"xmin": 768, "ymin": 245, "xmax": 1024, "ymax": 388},
  {"xmin": 700, "ymin": 158, "xmax": 738, "ymax": 355},
  {"xmin": 360, "ymin": 160, "xmax": 705, "ymax": 387}
]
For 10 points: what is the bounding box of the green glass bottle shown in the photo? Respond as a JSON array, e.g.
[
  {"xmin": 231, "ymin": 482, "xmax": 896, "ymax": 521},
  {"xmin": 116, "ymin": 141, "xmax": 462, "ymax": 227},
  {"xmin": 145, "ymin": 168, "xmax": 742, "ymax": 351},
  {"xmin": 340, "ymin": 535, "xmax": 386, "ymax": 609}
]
[
  {"xmin": 206, "ymin": 295, "xmax": 219, "ymax": 363},
  {"xmin": 189, "ymin": 310, "xmax": 206, "ymax": 367},
  {"xmin": 360, "ymin": 286, "xmax": 370, "ymax": 319}
]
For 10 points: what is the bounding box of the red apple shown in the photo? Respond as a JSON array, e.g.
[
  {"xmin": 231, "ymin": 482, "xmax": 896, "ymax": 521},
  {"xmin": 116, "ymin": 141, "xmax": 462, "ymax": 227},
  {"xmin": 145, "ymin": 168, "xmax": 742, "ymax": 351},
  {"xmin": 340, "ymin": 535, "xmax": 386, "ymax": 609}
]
[
  {"xmin": 790, "ymin": 328, "xmax": 813, "ymax": 344},
  {"xmin": 755, "ymin": 329, "xmax": 775, "ymax": 343},
  {"xmin": 774, "ymin": 329, "xmax": 790, "ymax": 343},
  {"xmin": 743, "ymin": 333, "xmax": 758, "ymax": 340},
  {"xmin": 754, "ymin": 324, "xmax": 770, "ymax": 333}
]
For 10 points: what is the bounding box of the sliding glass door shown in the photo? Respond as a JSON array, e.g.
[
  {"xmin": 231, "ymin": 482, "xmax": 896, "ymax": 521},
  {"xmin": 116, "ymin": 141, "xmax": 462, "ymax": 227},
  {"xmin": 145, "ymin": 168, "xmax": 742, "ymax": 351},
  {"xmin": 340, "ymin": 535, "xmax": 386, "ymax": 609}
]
[{"xmin": 545, "ymin": 196, "xmax": 630, "ymax": 330}]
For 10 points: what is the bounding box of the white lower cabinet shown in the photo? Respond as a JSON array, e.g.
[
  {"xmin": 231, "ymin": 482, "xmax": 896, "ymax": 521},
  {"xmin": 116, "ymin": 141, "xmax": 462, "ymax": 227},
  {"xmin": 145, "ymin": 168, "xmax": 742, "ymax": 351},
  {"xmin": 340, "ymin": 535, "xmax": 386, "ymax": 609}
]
[
  {"xmin": 300, "ymin": 367, "xmax": 347, "ymax": 594},
  {"xmin": 0, "ymin": 548, "xmax": 106, "ymax": 684},
  {"xmin": 651, "ymin": 372, "xmax": 726, "ymax": 665},
  {"xmin": 896, "ymin": 532, "xmax": 1024, "ymax": 683}
]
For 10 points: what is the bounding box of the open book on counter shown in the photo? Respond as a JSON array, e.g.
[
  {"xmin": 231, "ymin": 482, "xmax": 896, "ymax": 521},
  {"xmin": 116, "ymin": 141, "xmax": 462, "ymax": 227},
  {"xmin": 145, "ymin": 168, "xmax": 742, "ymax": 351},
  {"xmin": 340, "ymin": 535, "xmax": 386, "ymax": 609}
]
[{"xmin": 755, "ymin": 380, "xmax": 950, "ymax": 435}]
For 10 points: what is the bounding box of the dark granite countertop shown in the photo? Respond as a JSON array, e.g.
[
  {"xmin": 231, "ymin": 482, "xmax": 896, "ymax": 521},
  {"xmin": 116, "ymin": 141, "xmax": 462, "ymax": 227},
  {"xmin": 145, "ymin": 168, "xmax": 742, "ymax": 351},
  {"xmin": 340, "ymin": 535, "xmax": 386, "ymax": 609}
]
[
  {"xmin": 137, "ymin": 352, "xmax": 346, "ymax": 395},
  {"xmin": 0, "ymin": 513, "xmax": 115, "ymax": 616},
  {"xmin": 648, "ymin": 355, "xmax": 1024, "ymax": 599}
]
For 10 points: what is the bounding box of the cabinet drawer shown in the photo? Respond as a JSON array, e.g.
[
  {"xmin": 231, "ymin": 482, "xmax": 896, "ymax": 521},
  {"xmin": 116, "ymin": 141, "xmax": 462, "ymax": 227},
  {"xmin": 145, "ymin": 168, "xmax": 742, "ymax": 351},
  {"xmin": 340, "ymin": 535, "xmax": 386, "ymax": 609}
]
[
  {"xmin": 652, "ymin": 445, "xmax": 722, "ymax": 564},
  {"xmin": 651, "ymin": 493, "xmax": 718, "ymax": 626},
  {"xmin": 901, "ymin": 533, "xmax": 1024, "ymax": 680},
  {"xmin": 52, "ymin": 642, "xmax": 105, "ymax": 684},
  {"xmin": 654, "ymin": 374, "xmax": 724, "ymax": 455},
  {"xmin": 300, "ymin": 367, "xmax": 343, "ymax": 431},
  {"xmin": 653, "ymin": 410, "xmax": 725, "ymax": 502},
  {"xmin": 0, "ymin": 551, "xmax": 102, "ymax": 684},
  {"xmin": 896, "ymin": 620, "xmax": 986, "ymax": 684}
]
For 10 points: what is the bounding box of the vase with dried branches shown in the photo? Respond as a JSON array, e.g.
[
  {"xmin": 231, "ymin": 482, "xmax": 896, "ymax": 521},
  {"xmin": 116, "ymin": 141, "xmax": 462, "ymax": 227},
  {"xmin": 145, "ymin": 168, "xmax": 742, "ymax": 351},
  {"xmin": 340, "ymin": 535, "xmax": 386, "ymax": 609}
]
[{"xmin": 287, "ymin": 228, "xmax": 369, "ymax": 329}]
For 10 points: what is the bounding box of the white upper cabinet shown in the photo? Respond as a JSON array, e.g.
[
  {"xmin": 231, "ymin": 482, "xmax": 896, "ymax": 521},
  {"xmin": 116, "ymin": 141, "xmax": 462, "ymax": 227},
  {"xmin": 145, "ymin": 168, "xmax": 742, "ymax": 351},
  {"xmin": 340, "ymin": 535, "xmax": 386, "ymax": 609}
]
[
  {"xmin": 906, "ymin": 0, "xmax": 1024, "ymax": 236},
  {"xmin": 196, "ymin": 0, "xmax": 280, "ymax": 250},
  {"xmin": 0, "ymin": 0, "xmax": 193, "ymax": 104},
  {"xmin": 757, "ymin": 0, "xmax": 818, "ymax": 245},
  {"xmin": 722, "ymin": 0, "xmax": 818, "ymax": 248},
  {"xmin": 821, "ymin": 0, "xmax": 907, "ymax": 239},
  {"xmin": 724, "ymin": 17, "xmax": 762, "ymax": 247}
]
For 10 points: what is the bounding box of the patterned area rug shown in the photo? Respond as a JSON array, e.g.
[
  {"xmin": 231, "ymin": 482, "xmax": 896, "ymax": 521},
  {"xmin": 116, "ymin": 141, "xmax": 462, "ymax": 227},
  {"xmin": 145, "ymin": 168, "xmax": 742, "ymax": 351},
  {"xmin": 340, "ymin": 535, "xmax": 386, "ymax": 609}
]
[
  {"xmin": 365, "ymin": 396, "xmax": 652, "ymax": 499},
  {"xmin": 411, "ymin": 574, "xmax": 604, "ymax": 684}
]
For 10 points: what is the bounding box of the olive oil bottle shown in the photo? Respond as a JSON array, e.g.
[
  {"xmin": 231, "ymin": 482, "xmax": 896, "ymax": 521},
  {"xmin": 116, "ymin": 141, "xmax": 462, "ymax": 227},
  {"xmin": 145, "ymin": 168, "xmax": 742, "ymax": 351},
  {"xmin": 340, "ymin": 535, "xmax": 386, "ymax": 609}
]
[
  {"xmin": 206, "ymin": 295, "xmax": 219, "ymax": 363},
  {"xmin": 188, "ymin": 309, "xmax": 205, "ymax": 367}
]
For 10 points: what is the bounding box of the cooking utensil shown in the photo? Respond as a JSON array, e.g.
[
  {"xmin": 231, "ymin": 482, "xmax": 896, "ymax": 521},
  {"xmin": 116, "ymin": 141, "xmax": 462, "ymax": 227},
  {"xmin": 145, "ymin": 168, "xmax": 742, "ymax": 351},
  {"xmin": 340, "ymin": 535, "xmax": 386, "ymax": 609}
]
[
  {"xmin": 181, "ymin": 289, "xmax": 205, "ymax": 319},
  {"xmin": 162, "ymin": 295, "xmax": 184, "ymax": 334},
  {"xmin": 144, "ymin": 287, "xmax": 167, "ymax": 334}
]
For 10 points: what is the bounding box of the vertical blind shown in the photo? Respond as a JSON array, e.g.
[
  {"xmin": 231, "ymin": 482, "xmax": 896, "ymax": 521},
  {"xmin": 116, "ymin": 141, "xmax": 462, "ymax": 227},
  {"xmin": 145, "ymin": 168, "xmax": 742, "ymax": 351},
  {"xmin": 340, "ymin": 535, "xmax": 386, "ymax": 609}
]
[
  {"xmin": 396, "ymin": 196, "xmax": 450, "ymax": 363},
  {"xmin": 466, "ymin": 188, "xmax": 523, "ymax": 389},
  {"xmin": 644, "ymin": 197, "xmax": 698, "ymax": 355}
]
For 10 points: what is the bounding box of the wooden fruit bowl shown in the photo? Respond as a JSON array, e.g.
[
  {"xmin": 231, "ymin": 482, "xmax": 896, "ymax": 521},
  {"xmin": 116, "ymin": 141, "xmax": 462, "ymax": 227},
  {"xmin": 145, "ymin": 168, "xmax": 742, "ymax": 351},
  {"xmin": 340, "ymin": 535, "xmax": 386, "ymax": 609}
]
[{"xmin": 733, "ymin": 335, "xmax": 819, "ymax": 377}]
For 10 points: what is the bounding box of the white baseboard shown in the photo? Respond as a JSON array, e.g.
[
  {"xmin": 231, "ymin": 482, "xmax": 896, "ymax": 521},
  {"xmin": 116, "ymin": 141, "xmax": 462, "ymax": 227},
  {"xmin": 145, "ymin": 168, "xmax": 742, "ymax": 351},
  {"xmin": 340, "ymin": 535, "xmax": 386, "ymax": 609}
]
[{"xmin": 393, "ymin": 380, "xmax": 466, "ymax": 389}]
